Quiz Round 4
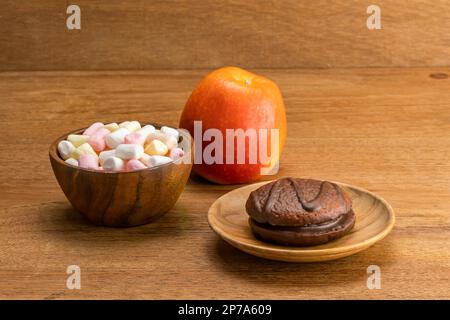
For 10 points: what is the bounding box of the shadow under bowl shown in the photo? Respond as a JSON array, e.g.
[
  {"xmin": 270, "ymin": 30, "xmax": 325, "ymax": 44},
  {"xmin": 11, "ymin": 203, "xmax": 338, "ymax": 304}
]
[{"xmin": 49, "ymin": 124, "xmax": 193, "ymax": 227}]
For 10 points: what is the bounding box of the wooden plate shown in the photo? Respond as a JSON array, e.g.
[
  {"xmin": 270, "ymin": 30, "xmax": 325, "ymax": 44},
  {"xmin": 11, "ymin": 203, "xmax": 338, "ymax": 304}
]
[{"xmin": 208, "ymin": 181, "xmax": 395, "ymax": 262}]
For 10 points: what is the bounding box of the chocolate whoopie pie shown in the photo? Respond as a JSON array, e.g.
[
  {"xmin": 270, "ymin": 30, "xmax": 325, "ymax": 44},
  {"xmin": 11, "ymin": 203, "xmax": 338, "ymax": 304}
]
[{"xmin": 245, "ymin": 178, "xmax": 355, "ymax": 246}]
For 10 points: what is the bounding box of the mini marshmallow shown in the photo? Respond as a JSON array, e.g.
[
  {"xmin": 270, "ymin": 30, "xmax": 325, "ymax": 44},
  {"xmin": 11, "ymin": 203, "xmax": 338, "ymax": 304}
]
[
  {"xmin": 139, "ymin": 153, "xmax": 152, "ymax": 166},
  {"xmin": 59, "ymin": 121, "xmax": 181, "ymax": 172},
  {"xmin": 124, "ymin": 132, "xmax": 146, "ymax": 146},
  {"xmin": 145, "ymin": 130, "xmax": 163, "ymax": 143},
  {"xmin": 58, "ymin": 140, "xmax": 76, "ymax": 160},
  {"xmin": 145, "ymin": 139, "xmax": 168, "ymax": 156},
  {"xmin": 119, "ymin": 121, "xmax": 141, "ymax": 132},
  {"xmin": 169, "ymin": 147, "xmax": 185, "ymax": 160},
  {"xmin": 88, "ymin": 127, "xmax": 110, "ymax": 152},
  {"xmin": 79, "ymin": 154, "xmax": 99, "ymax": 170},
  {"xmin": 142, "ymin": 155, "xmax": 172, "ymax": 167},
  {"xmin": 126, "ymin": 159, "xmax": 147, "ymax": 171},
  {"xmin": 83, "ymin": 122, "xmax": 104, "ymax": 136},
  {"xmin": 68, "ymin": 134, "xmax": 89, "ymax": 147},
  {"xmin": 98, "ymin": 149, "xmax": 116, "ymax": 165},
  {"xmin": 116, "ymin": 144, "xmax": 144, "ymax": 160},
  {"xmin": 160, "ymin": 126, "xmax": 179, "ymax": 140},
  {"xmin": 64, "ymin": 158, "xmax": 78, "ymax": 167},
  {"xmin": 105, "ymin": 127, "xmax": 130, "ymax": 149},
  {"xmin": 146, "ymin": 131, "xmax": 178, "ymax": 150},
  {"xmin": 104, "ymin": 122, "xmax": 120, "ymax": 132},
  {"xmin": 164, "ymin": 135, "xmax": 178, "ymax": 150},
  {"xmin": 71, "ymin": 142, "xmax": 98, "ymax": 160},
  {"xmin": 137, "ymin": 125, "xmax": 156, "ymax": 140},
  {"xmin": 103, "ymin": 156, "xmax": 125, "ymax": 172}
]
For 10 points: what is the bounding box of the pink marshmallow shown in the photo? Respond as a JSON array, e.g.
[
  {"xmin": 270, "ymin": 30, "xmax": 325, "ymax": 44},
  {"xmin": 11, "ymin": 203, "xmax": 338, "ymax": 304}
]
[
  {"xmin": 126, "ymin": 159, "xmax": 147, "ymax": 171},
  {"xmin": 79, "ymin": 154, "xmax": 99, "ymax": 170},
  {"xmin": 83, "ymin": 122, "xmax": 104, "ymax": 136},
  {"xmin": 169, "ymin": 147, "xmax": 185, "ymax": 160},
  {"xmin": 88, "ymin": 127, "xmax": 110, "ymax": 152},
  {"xmin": 124, "ymin": 132, "xmax": 146, "ymax": 146}
]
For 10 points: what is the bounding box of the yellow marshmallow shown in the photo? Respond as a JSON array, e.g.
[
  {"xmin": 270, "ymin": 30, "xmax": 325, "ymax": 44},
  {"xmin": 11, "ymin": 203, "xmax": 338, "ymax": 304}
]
[
  {"xmin": 71, "ymin": 142, "xmax": 98, "ymax": 160},
  {"xmin": 145, "ymin": 139, "xmax": 168, "ymax": 156},
  {"xmin": 119, "ymin": 121, "xmax": 141, "ymax": 132},
  {"xmin": 146, "ymin": 131, "xmax": 178, "ymax": 150},
  {"xmin": 68, "ymin": 134, "xmax": 89, "ymax": 147},
  {"xmin": 104, "ymin": 122, "xmax": 120, "ymax": 132}
]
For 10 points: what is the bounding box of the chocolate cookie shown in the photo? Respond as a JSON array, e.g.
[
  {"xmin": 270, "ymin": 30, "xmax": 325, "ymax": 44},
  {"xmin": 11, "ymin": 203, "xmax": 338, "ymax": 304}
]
[
  {"xmin": 246, "ymin": 178, "xmax": 355, "ymax": 246},
  {"xmin": 246, "ymin": 178, "xmax": 352, "ymax": 226},
  {"xmin": 249, "ymin": 210, "xmax": 355, "ymax": 246}
]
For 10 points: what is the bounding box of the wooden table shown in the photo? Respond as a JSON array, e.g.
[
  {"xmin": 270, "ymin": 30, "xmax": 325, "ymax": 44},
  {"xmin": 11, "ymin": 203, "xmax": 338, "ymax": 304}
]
[{"xmin": 0, "ymin": 68, "xmax": 449, "ymax": 299}]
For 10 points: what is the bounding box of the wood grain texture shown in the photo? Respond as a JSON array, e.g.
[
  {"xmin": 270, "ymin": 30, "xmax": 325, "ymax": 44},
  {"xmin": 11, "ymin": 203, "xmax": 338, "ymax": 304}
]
[
  {"xmin": 49, "ymin": 126, "xmax": 193, "ymax": 227},
  {"xmin": 2, "ymin": 0, "xmax": 450, "ymax": 70},
  {"xmin": 0, "ymin": 68, "xmax": 449, "ymax": 298},
  {"xmin": 208, "ymin": 181, "xmax": 395, "ymax": 262}
]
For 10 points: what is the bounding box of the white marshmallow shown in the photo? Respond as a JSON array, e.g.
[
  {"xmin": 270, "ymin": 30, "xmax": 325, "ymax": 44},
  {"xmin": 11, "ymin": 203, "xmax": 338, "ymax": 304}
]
[
  {"xmin": 115, "ymin": 144, "xmax": 144, "ymax": 160},
  {"xmin": 103, "ymin": 156, "xmax": 125, "ymax": 172},
  {"xmin": 163, "ymin": 135, "xmax": 178, "ymax": 150},
  {"xmin": 141, "ymin": 155, "xmax": 173, "ymax": 168},
  {"xmin": 98, "ymin": 149, "xmax": 116, "ymax": 165},
  {"xmin": 145, "ymin": 130, "xmax": 164, "ymax": 143},
  {"xmin": 119, "ymin": 121, "xmax": 141, "ymax": 132},
  {"xmin": 64, "ymin": 158, "xmax": 78, "ymax": 166},
  {"xmin": 105, "ymin": 127, "xmax": 130, "ymax": 149},
  {"xmin": 160, "ymin": 126, "xmax": 179, "ymax": 140},
  {"xmin": 137, "ymin": 125, "xmax": 156, "ymax": 140},
  {"xmin": 58, "ymin": 140, "xmax": 76, "ymax": 160}
]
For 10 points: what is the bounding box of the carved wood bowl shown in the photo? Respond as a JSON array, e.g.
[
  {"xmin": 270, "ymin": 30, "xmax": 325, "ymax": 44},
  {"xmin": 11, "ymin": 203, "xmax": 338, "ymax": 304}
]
[{"xmin": 49, "ymin": 124, "xmax": 193, "ymax": 227}]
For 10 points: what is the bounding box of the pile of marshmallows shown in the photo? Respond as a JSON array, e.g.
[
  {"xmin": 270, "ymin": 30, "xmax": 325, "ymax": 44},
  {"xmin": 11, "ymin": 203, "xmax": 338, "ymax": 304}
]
[{"xmin": 57, "ymin": 121, "xmax": 184, "ymax": 172}]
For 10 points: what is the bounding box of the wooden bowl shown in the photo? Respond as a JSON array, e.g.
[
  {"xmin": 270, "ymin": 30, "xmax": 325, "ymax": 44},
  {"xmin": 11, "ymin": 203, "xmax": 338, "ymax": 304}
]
[
  {"xmin": 49, "ymin": 124, "xmax": 193, "ymax": 227},
  {"xmin": 208, "ymin": 180, "xmax": 395, "ymax": 262}
]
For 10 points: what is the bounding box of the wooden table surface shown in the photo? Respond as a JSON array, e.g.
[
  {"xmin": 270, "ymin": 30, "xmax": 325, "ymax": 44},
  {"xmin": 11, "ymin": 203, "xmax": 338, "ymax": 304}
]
[{"xmin": 0, "ymin": 68, "xmax": 449, "ymax": 299}]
